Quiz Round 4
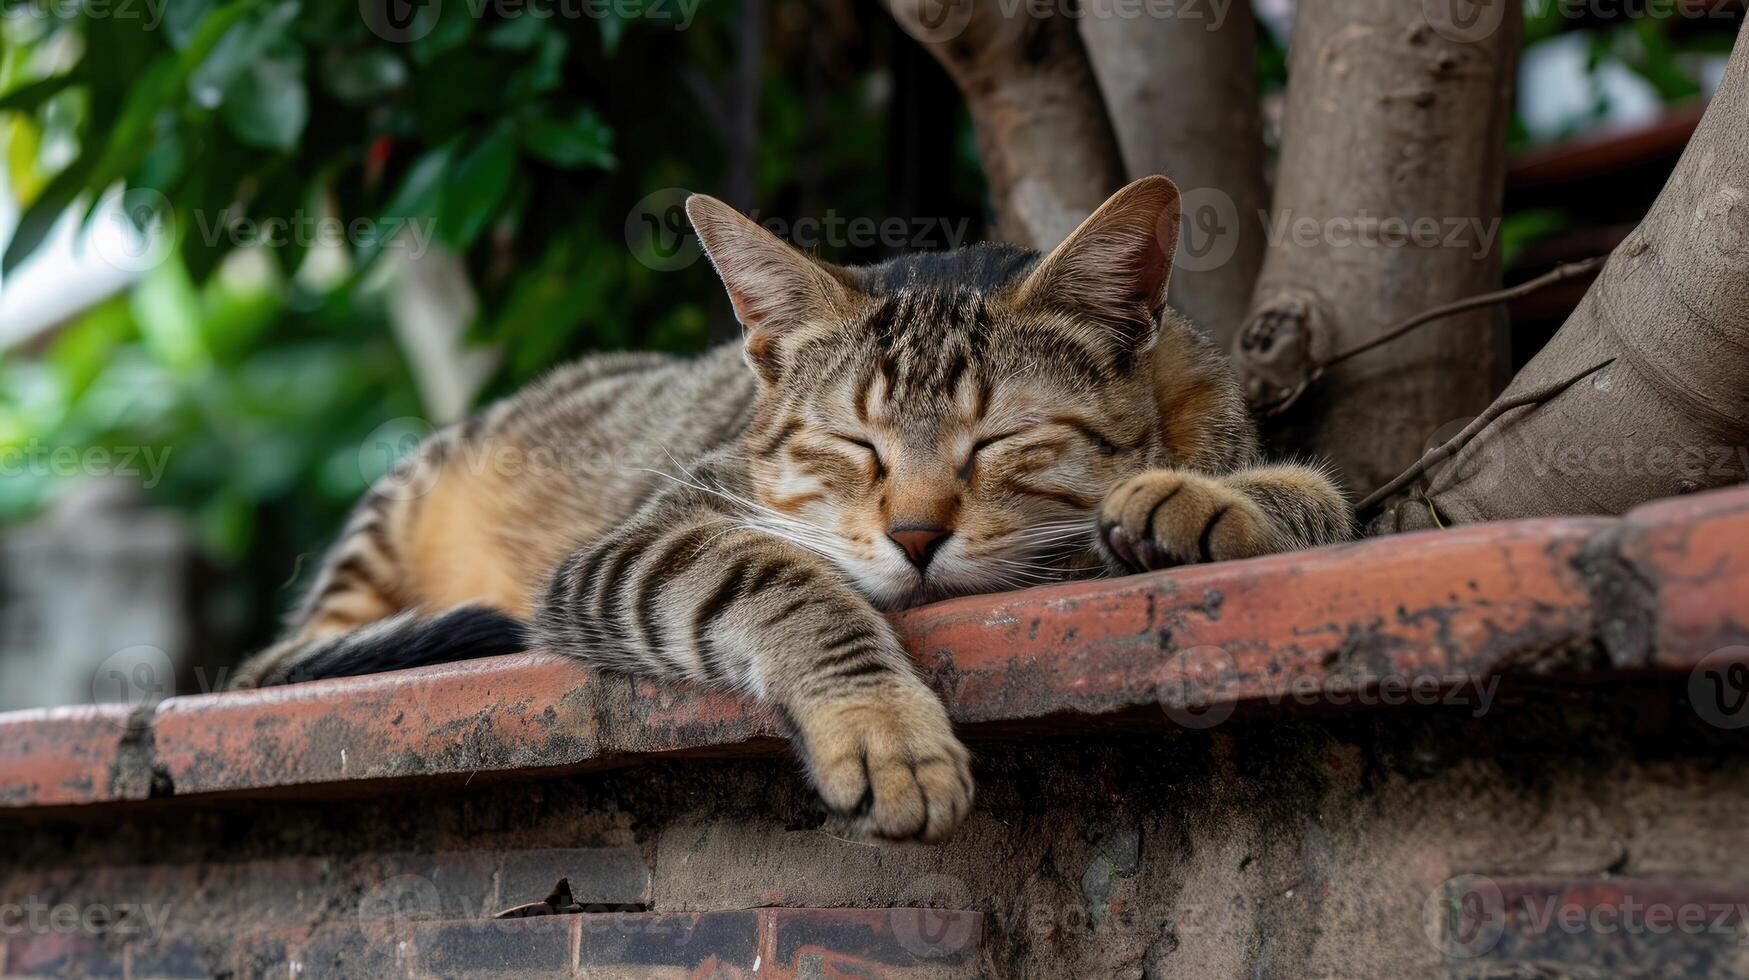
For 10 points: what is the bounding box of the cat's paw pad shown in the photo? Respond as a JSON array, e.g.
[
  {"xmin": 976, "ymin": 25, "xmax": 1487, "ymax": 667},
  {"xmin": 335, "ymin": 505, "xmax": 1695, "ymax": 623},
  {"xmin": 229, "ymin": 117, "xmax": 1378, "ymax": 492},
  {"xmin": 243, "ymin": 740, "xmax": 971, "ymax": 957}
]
[
  {"xmin": 1099, "ymin": 471, "xmax": 1272, "ymax": 570},
  {"xmin": 798, "ymin": 685, "xmax": 973, "ymax": 843}
]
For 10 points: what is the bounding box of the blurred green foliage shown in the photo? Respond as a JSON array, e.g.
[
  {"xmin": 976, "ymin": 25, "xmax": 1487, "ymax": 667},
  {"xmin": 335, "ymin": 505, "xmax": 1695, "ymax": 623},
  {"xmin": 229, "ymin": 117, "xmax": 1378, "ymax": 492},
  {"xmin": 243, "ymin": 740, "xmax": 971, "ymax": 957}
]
[{"xmin": 0, "ymin": 0, "xmax": 981, "ymax": 646}]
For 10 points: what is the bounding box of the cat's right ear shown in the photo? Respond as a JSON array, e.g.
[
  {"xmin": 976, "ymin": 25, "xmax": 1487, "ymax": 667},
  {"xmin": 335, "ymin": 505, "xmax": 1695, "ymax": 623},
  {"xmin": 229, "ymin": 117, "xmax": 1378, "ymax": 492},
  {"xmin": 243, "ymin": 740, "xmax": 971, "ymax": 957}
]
[{"xmin": 685, "ymin": 194, "xmax": 860, "ymax": 379}]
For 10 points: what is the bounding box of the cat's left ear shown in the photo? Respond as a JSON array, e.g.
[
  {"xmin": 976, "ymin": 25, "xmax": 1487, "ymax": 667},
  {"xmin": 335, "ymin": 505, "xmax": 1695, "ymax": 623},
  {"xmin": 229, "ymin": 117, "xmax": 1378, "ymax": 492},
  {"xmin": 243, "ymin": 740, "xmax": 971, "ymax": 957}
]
[
  {"xmin": 685, "ymin": 193, "xmax": 861, "ymax": 378},
  {"xmin": 1013, "ymin": 175, "xmax": 1180, "ymax": 352}
]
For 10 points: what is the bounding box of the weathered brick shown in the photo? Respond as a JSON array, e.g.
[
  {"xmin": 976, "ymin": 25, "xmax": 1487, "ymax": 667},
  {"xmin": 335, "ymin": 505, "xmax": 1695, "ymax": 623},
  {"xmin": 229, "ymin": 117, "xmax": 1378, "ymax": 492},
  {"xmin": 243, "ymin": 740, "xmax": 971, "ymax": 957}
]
[
  {"xmin": 761, "ymin": 908, "xmax": 984, "ymax": 978},
  {"xmin": 578, "ymin": 910, "xmax": 760, "ymax": 975},
  {"xmin": 231, "ymin": 933, "xmax": 294, "ymax": 980},
  {"xmin": 361, "ymin": 852, "xmax": 502, "ymax": 923},
  {"xmin": 497, "ymin": 847, "xmax": 652, "ymax": 910},
  {"xmin": 299, "ymin": 924, "xmax": 413, "ymax": 979},
  {"xmin": 1446, "ymin": 876, "xmax": 1749, "ymax": 979},
  {"xmin": 124, "ymin": 935, "xmax": 229, "ymax": 979},
  {"xmin": 187, "ymin": 858, "xmax": 336, "ymax": 927},
  {"xmin": 408, "ymin": 917, "xmax": 577, "ymax": 977},
  {"xmin": 0, "ymin": 705, "xmax": 139, "ymax": 808},
  {"xmin": 148, "ymin": 658, "xmax": 780, "ymax": 799},
  {"xmin": 0, "ymin": 932, "xmax": 124, "ymax": 978}
]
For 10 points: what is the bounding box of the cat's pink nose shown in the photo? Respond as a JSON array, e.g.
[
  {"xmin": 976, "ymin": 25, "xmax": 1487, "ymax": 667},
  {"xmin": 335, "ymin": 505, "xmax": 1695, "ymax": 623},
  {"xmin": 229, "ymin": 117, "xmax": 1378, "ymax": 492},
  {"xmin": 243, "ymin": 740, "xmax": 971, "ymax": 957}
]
[{"xmin": 889, "ymin": 525, "xmax": 950, "ymax": 572}]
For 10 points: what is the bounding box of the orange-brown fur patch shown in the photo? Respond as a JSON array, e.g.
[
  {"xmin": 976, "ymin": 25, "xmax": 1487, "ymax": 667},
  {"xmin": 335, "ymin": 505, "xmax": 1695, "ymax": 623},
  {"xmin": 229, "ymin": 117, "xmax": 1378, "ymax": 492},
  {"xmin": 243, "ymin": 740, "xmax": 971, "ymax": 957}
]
[{"xmin": 400, "ymin": 451, "xmax": 541, "ymax": 619}]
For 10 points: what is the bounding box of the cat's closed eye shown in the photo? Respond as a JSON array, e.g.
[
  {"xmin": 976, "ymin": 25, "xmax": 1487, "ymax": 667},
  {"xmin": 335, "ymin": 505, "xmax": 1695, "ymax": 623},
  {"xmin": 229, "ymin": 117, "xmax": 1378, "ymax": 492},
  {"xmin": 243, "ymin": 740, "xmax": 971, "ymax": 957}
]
[
  {"xmin": 960, "ymin": 430, "xmax": 1028, "ymax": 479},
  {"xmin": 828, "ymin": 433, "xmax": 886, "ymax": 478}
]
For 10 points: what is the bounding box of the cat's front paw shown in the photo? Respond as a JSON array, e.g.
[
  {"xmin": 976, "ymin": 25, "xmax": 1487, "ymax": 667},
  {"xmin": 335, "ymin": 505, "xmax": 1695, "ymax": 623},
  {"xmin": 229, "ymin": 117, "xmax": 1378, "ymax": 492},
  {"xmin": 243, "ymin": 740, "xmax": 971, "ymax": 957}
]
[
  {"xmin": 1098, "ymin": 470, "xmax": 1273, "ymax": 571},
  {"xmin": 793, "ymin": 680, "xmax": 972, "ymax": 843}
]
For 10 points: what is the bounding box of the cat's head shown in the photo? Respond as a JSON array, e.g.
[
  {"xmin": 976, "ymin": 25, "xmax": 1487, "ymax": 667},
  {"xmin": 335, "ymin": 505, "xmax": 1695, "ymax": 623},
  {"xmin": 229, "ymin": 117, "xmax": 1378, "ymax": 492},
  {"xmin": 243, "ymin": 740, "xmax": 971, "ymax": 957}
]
[{"xmin": 689, "ymin": 176, "xmax": 1236, "ymax": 609}]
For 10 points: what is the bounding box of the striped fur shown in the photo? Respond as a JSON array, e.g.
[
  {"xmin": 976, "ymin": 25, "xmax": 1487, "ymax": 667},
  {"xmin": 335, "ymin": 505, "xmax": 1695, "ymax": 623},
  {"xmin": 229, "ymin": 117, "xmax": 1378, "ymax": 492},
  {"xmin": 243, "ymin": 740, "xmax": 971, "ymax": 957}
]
[{"xmin": 233, "ymin": 177, "xmax": 1352, "ymax": 842}]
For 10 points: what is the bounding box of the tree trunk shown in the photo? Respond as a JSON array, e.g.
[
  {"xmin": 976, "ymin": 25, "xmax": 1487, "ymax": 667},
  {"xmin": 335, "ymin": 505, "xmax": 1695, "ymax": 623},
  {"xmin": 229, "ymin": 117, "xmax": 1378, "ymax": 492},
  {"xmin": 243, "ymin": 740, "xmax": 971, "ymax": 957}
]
[
  {"xmin": 1078, "ymin": 0, "xmax": 1269, "ymax": 346},
  {"xmin": 1370, "ymin": 21, "xmax": 1749, "ymax": 534},
  {"xmin": 884, "ymin": 0, "xmax": 1126, "ymax": 249},
  {"xmin": 1233, "ymin": 0, "xmax": 1522, "ymax": 494}
]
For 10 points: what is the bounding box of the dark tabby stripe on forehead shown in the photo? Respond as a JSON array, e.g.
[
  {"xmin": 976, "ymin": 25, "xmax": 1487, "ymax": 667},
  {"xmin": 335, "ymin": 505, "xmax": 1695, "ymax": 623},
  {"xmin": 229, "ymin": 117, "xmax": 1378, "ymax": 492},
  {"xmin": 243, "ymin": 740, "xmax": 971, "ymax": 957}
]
[{"xmin": 856, "ymin": 290, "xmax": 994, "ymax": 404}]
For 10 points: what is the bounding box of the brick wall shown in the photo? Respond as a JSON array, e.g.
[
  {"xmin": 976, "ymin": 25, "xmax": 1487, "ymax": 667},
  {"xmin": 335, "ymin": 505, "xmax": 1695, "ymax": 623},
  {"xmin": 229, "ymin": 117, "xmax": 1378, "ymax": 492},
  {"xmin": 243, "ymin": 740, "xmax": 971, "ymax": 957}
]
[{"xmin": 3, "ymin": 488, "xmax": 1749, "ymax": 978}]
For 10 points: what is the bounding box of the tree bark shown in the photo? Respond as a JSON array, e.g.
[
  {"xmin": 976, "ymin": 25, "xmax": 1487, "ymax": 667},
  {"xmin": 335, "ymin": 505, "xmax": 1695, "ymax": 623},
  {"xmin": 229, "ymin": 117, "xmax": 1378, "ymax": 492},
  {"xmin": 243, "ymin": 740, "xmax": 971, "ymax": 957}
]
[
  {"xmin": 884, "ymin": 0, "xmax": 1126, "ymax": 249},
  {"xmin": 1078, "ymin": 0, "xmax": 1269, "ymax": 346},
  {"xmin": 1370, "ymin": 21, "xmax": 1749, "ymax": 534},
  {"xmin": 1233, "ymin": 0, "xmax": 1522, "ymax": 495}
]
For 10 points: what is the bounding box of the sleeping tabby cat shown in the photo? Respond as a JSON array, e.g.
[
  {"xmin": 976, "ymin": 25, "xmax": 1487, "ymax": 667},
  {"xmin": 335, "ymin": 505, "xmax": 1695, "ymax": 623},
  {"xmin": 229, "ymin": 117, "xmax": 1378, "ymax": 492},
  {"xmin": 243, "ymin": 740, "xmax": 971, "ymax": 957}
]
[{"xmin": 232, "ymin": 176, "xmax": 1351, "ymax": 842}]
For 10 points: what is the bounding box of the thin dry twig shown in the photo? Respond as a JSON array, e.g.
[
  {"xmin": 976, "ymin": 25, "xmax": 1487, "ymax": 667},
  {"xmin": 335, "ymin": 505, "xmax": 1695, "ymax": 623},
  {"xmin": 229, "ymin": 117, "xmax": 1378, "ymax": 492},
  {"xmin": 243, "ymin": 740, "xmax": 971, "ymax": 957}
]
[
  {"xmin": 1323, "ymin": 256, "xmax": 1608, "ymax": 372},
  {"xmin": 1258, "ymin": 255, "xmax": 1609, "ymax": 418},
  {"xmin": 1354, "ymin": 357, "xmax": 1617, "ymax": 517}
]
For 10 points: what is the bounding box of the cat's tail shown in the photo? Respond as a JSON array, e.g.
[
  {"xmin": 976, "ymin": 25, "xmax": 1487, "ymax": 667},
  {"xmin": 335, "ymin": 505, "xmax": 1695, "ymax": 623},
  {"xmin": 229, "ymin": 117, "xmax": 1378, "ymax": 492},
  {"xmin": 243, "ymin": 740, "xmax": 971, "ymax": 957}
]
[{"xmin": 229, "ymin": 605, "xmax": 527, "ymax": 689}]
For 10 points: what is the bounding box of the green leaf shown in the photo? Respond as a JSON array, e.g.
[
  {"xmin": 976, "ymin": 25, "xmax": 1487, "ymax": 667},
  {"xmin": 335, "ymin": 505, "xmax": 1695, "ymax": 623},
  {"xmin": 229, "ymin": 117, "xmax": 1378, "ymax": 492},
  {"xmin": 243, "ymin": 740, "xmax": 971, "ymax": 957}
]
[
  {"xmin": 487, "ymin": 15, "xmax": 549, "ymax": 51},
  {"xmin": 162, "ymin": 0, "xmax": 220, "ymax": 49},
  {"xmin": 49, "ymin": 297, "xmax": 137, "ymax": 399},
  {"xmin": 324, "ymin": 49, "xmax": 408, "ymax": 103},
  {"xmin": 410, "ymin": 11, "xmax": 475, "ymax": 66},
  {"xmin": 518, "ymin": 107, "xmax": 616, "ymax": 170},
  {"xmin": 598, "ymin": 14, "xmax": 627, "ymax": 56},
  {"xmin": 84, "ymin": 56, "xmax": 179, "ymax": 195},
  {"xmin": 436, "ymin": 129, "xmax": 516, "ymax": 251},
  {"xmin": 2, "ymin": 158, "xmax": 90, "ymax": 278},
  {"xmin": 131, "ymin": 256, "xmax": 211, "ymax": 375},
  {"xmin": 83, "ymin": 1, "xmax": 269, "ymax": 198},
  {"xmin": 357, "ymin": 140, "xmax": 456, "ymax": 267},
  {"xmin": 518, "ymin": 30, "xmax": 569, "ymax": 98},
  {"xmin": 186, "ymin": 0, "xmax": 296, "ymax": 111},
  {"xmin": 222, "ymin": 50, "xmax": 308, "ymax": 150},
  {"xmin": 0, "ymin": 73, "xmax": 78, "ymax": 116}
]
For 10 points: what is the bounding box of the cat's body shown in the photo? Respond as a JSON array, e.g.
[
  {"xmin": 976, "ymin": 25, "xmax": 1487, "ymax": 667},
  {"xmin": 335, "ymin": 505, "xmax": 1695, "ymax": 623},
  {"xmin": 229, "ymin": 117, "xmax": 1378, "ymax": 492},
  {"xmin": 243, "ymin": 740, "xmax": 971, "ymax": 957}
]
[{"xmin": 233, "ymin": 177, "xmax": 1353, "ymax": 842}]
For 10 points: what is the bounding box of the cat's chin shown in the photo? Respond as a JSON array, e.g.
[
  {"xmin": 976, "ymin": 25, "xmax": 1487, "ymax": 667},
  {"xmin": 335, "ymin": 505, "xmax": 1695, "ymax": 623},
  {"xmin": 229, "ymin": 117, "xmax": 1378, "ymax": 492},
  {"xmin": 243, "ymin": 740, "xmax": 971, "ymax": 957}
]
[{"xmin": 867, "ymin": 576, "xmax": 1025, "ymax": 613}]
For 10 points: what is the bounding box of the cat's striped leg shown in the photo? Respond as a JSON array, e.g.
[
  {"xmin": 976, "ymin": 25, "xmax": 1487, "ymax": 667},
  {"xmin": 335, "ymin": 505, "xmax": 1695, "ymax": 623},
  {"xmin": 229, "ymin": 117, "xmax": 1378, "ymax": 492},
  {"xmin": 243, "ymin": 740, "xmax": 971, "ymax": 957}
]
[
  {"xmin": 1097, "ymin": 464, "xmax": 1353, "ymax": 571},
  {"xmin": 534, "ymin": 511, "xmax": 973, "ymax": 843}
]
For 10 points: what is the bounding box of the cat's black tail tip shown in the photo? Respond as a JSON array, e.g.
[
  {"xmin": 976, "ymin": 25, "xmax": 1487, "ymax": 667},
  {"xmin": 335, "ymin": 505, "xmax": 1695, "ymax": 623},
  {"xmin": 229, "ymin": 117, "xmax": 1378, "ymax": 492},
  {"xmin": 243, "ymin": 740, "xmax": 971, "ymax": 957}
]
[{"xmin": 270, "ymin": 606, "xmax": 528, "ymax": 685}]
